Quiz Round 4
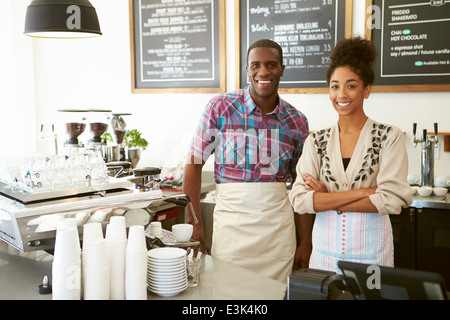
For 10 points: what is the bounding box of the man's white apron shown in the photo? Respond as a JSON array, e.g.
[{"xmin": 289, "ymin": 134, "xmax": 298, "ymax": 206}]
[{"xmin": 212, "ymin": 182, "xmax": 296, "ymax": 283}]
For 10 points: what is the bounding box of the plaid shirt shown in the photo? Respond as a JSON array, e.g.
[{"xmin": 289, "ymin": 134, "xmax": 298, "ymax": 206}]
[{"xmin": 189, "ymin": 86, "xmax": 309, "ymax": 183}]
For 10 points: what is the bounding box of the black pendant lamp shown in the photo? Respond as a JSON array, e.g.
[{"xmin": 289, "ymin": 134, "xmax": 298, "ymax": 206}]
[{"xmin": 24, "ymin": 0, "xmax": 102, "ymax": 38}]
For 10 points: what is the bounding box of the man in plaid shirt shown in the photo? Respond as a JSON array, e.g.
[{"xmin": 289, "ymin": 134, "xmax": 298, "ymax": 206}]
[{"xmin": 184, "ymin": 39, "xmax": 312, "ymax": 282}]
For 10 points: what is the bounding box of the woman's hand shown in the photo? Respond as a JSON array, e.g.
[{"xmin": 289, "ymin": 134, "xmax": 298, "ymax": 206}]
[{"xmin": 303, "ymin": 173, "xmax": 327, "ymax": 193}]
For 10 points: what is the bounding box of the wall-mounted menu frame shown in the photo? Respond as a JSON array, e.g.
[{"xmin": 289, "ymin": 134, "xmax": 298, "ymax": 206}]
[
  {"xmin": 129, "ymin": 0, "xmax": 226, "ymax": 94},
  {"xmin": 365, "ymin": 0, "xmax": 450, "ymax": 92},
  {"xmin": 236, "ymin": 0, "xmax": 353, "ymax": 94}
]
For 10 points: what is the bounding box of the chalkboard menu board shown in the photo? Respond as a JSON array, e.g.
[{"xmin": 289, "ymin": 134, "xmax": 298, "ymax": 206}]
[
  {"xmin": 368, "ymin": 0, "xmax": 450, "ymax": 92},
  {"xmin": 237, "ymin": 0, "xmax": 353, "ymax": 93},
  {"xmin": 130, "ymin": 0, "xmax": 226, "ymax": 93}
]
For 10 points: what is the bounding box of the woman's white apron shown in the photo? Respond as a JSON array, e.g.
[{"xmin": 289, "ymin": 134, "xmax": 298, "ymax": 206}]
[
  {"xmin": 309, "ymin": 210, "xmax": 394, "ymax": 273},
  {"xmin": 212, "ymin": 182, "xmax": 296, "ymax": 283}
]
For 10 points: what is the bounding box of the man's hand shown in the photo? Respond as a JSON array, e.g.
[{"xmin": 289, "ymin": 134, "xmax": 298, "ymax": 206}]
[{"xmin": 293, "ymin": 240, "xmax": 312, "ymax": 270}]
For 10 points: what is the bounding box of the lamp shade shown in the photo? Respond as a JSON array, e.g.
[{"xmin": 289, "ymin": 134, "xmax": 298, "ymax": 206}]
[{"xmin": 24, "ymin": 0, "xmax": 102, "ymax": 38}]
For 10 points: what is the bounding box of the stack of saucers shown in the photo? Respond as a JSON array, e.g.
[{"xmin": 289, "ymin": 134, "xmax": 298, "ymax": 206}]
[{"xmin": 147, "ymin": 248, "xmax": 187, "ymax": 297}]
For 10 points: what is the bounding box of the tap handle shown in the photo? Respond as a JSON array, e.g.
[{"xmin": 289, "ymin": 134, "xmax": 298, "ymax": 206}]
[
  {"xmin": 434, "ymin": 123, "xmax": 438, "ymax": 136},
  {"xmin": 423, "ymin": 129, "xmax": 427, "ymax": 142},
  {"xmin": 413, "ymin": 123, "xmax": 417, "ymax": 136}
]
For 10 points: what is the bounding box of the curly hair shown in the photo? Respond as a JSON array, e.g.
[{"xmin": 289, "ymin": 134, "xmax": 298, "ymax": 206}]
[{"xmin": 326, "ymin": 37, "xmax": 377, "ymax": 87}]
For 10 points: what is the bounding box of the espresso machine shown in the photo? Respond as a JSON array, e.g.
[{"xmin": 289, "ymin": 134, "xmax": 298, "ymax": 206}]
[
  {"xmin": 413, "ymin": 123, "xmax": 439, "ymax": 187},
  {"xmin": 0, "ymin": 154, "xmax": 197, "ymax": 253}
]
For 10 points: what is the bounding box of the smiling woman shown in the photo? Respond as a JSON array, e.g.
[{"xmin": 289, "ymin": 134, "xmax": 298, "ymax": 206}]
[
  {"xmin": 289, "ymin": 37, "xmax": 413, "ymax": 273},
  {"xmin": 328, "ymin": 67, "xmax": 371, "ymax": 123}
]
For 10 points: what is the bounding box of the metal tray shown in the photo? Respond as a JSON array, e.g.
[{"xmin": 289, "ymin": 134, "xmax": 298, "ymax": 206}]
[{"xmin": 0, "ymin": 177, "xmax": 133, "ymax": 203}]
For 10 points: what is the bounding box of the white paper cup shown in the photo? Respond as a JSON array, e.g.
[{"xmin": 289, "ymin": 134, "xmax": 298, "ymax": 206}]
[
  {"xmin": 106, "ymin": 236, "xmax": 126, "ymax": 300},
  {"xmin": 83, "ymin": 267, "xmax": 110, "ymax": 300},
  {"xmin": 52, "ymin": 262, "xmax": 81, "ymax": 300},
  {"xmin": 83, "ymin": 239, "xmax": 109, "ymax": 270},
  {"xmin": 125, "ymin": 250, "xmax": 147, "ymax": 300},
  {"xmin": 57, "ymin": 218, "xmax": 78, "ymax": 231},
  {"xmin": 82, "ymin": 223, "xmax": 103, "ymax": 248},
  {"xmin": 172, "ymin": 224, "xmax": 193, "ymax": 242},
  {"xmin": 54, "ymin": 227, "xmax": 81, "ymax": 265},
  {"xmin": 127, "ymin": 225, "xmax": 147, "ymax": 252},
  {"xmin": 106, "ymin": 216, "xmax": 127, "ymax": 242}
]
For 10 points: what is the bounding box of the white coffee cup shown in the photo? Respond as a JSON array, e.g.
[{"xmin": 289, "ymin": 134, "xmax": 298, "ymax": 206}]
[
  {"xmin": 435, "ymin": 176, "xmax": 450, "ymax": 188},
  {"xmin": 433, "ymin": 187, "xmax": 448, "ymax": 197},
  {"xmin": 418, "ymin": 186, "xmax": 433, "ymax": 197},
  {"xmin": 407, "ymin": 174, "xmax": 421, "ymax": 185},
  {"xmin": 172, "ymin": 224, "xmax": 193, "ymax": 242}
]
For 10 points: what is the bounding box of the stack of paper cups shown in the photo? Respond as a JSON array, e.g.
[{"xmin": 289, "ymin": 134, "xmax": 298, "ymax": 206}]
[
  {"xmin": 106, "ymin": 216, "xmax": 127, "ymax": 300},
  {"xmin": 52, "ymin": 220, "xmax": 81, "ymax": 300},
  {"xmin": 82, "ymin": 222, "xmax": 104, "ymax": 247},
  {"xmin": 82, "ymin": 239, "xmax": 110, "ymax": 300},
  {"xmin": 81, "ymin": 223, "xmax": 104, "ymax": 298},
  {"xmin": 125, "ymin": 225, "xmax": 148, "ymax": 300}
]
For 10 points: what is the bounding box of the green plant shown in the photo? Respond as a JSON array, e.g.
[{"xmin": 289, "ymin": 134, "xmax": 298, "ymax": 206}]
[
  {"xmin": 101, "ymin": 132, "xmax": 113, "ymax": 143},
  {"xmin": 125, "ymin": 129, "xmax": 148, "ymax": 150}
]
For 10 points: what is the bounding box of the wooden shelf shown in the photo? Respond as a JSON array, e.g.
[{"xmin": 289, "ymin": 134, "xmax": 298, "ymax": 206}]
[
  {"xmin": 445, "ymin": 136, "xmax": 450, "ymax": 153},
  {"xmin": 426, "ymin": 132, "xmax": 450, "ymax": 136}
]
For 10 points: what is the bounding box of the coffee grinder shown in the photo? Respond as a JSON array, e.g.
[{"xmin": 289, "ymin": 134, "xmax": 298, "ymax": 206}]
[
  {"xmin": 57, "ymin": 109, "xmax": 88, "ymax": 154},
  {"xmin": 111, "ymin": 113, "xmax": 131, "ymax": 161},
  {"xmin": 86, "ymin": 109, "xmax": 112, "ymax": 152}
]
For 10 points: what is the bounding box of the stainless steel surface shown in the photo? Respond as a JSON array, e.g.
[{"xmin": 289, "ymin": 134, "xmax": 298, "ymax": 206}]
[
  {"xmin": 102, "ymin": 145, "xmax": 120, "ymax": 162},
  {"xmin": 421, "ymin": 136, "xmax": 437, "ymax": 187},
  {"xmin": 127, "ymin": 148, "xmax": 141, "ymax": 169},
  {"xmin": 412, "ymin": 195, "xmax": 450, "ymax": 210},
  {"xmin": 0, "ymin": 241, "xmax": 286, "ymax": 300},
  {"xmin": 0, "ymin": 242, "xmax": 53, "ymax": 300},
  {"xmin": 187, "ymin": 200, "xmax": 199, "ymax": 224}
]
